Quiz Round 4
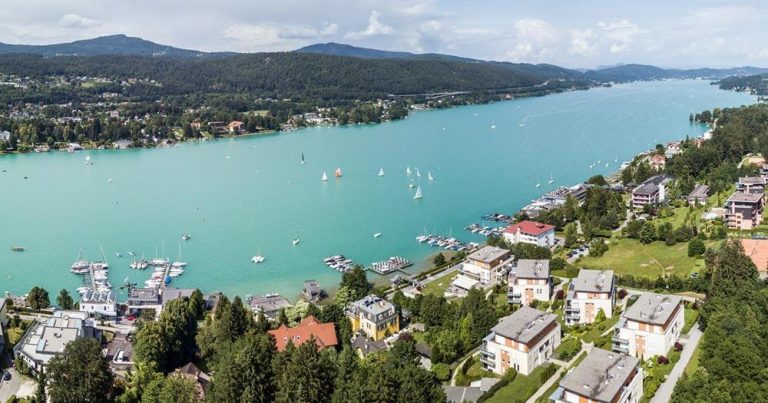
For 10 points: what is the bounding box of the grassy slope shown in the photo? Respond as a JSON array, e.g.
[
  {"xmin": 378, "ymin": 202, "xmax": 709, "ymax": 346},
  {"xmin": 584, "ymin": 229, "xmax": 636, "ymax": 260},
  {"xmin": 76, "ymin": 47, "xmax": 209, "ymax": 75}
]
[{"xmin": 578, "ymin": 238, "xmax": 710, "ymax": 278}]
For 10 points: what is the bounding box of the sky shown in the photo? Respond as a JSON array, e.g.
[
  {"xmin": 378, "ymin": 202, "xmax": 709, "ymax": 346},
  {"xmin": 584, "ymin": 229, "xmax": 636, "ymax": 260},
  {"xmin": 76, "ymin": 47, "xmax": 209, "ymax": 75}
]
[{"xmin": 0, "ymin": 0, "xmax": 766, "ymax": 69}]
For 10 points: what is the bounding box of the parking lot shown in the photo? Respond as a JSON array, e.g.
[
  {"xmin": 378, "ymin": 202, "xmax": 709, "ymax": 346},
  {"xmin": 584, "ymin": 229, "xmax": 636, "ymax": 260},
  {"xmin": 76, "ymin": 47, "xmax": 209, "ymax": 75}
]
[{"xmin": 0, "ymin": 369, "xmax": 36, "ymax": 402}]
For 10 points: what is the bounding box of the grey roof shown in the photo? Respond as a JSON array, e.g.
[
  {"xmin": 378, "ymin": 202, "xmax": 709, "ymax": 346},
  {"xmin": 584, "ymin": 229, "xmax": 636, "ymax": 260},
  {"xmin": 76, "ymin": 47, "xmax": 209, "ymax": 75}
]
[
  {"xmin": 644, "ymin": 175, "xmax": 669, "ymax": 186},
  {"xmin": 303, "ymin": 280, "xmax": 322, "ymax": 294},
  {"xmin": 468, "ymin": 246, "xmax": 511, "ymax": 264},
  {"xmin": 623, "ymin": 293, "xmax": 682, "ymax": 326},
  {"xmin": 559, "ymin": 348, "xmax": 639, "ymax": 403},
  {"xmin": 572, "ymin": 269, "xmax": 614, "ymax": 293},
  {"xmin": 161, "ymin": 288, "xmax": 196, "ymax": 305},
  {"xmin": 687, "ymin": 184, "xmax": 709, "ymax": 199},
  {"xmin": 349, "ymin": 295, "xmax": 395, "ymax": 317},
  {"xmin": 514, "ymin": 259, "xmax": 550, "ymax": 279},
  {"xmin": 351, "ymin": 335, "xmax": 387, "ymax": 356},
  {"xmin": 739, "ymin": 176, "xmax": 766, "ymax": 185},
  {"xmin": 250, "ymin": 294, "xmax": 292, "ymax": 313},
  {"xmin": 727, "ymin": 192, "xmax": 764, "ymax": 203},
  {"xmin": 127, "ymin": 287, "xmax": 160, "ymax": 302},
  {"xmin": 444, "ymin": 386, "xmax": 483, "ymax": 403},
  {"xmin": 632, "ymin": 182, "xmax": 659, "ymax": 196},
  {"xmin": 491, "ymin": 306, "xmax": 558, "ymax": 344},
  {"xmin": 80, "ymin": 290, "xmax": 115, "ymax": 304}
]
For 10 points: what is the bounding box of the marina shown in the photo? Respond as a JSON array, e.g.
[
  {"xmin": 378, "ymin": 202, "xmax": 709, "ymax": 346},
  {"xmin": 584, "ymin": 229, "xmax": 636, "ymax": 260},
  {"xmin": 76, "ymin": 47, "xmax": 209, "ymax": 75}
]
[
  {"xmin": 464, "ymin": 223, "xmax": 507, "ymax": 237},
  {"xmin": 323, "ymin": 255, "xmax": 358, "ymax": 273},
  {"xmin": 369, "ymin": 256, "xmax": 412, "ymax": 275},
  {"xmin": 416, "ymin": 234, "xmax": 479, "ymax": 252}
]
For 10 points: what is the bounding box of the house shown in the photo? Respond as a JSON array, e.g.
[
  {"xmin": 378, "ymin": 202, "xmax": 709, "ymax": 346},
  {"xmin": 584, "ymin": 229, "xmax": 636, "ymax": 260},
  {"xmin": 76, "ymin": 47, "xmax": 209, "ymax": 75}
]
[
  {"xmin": 565, "ymin": 269, "xmax": 616, "ymax": 325},
  {"xmin": 79, "ymin": 289, "xmax": 117, "ymax": 317},
  {"xmin": 739, "ymin": 239, "xmax": 768, "ymax": 277},
  {"xmin": 550, "ymin": 348, "xmax": 643, "ymax": 403},
  {"xmin": 507, "ymin": 259, "xmax": 552, "ymax": 306},
  {"xmin": 447, "ymin": 275, "xmax": 482, "ymax": 297},
  {"xmin": 113, "ymin": 139, "xmax": 132, "ymax": 149},
  {"xmin": 724, "ymin": 191, "xmax": 764, "ymax": 230},
  {"xmin": 649, "ymin": 154, "xmax": 666, "ymax": 171},
  {"xmin": 351, "ymin": 334, "xmax": 387, "ymax": 358},
  {"xmin": 737, "ymin": 176, "xmax": 767, "ymax": 194},
  {"xmin": 631, "ymin": 175, "xmax": 671, "ymax": 209},
  {"xmin": 227, "ymin": 120, "xmax": 245, "ymax": 134},
  {"xmin": 250, "ymin": 294, "xmax": 292, "ymax": 320},
  {"xmin": 268, "ymin": 315, "xmax": 338, "ymax": 352},
  {"xmin": 105, "ymin": 331, "xmax": 133, "ymax": 373},
  {"xmin": 13, "ymin": 311, "xmax": 98, "ymax": 375},
  {"xmin": 346, "ymin": 295, "xmax": 399, "ymax": 341},
  {"xmin": 503, "ymin": 221, "xmax": 555, "ymax": 248},
  {"xmin": 161, "ymin": 287, "xmax": 197, "ymax": 309},
  {"xmin": 173, "ymin": 363, "xmax": 211, "ymax": 401},
  {"xmin": 126, "ymin": 287, "xmax": 162, "ymax": 316},
  {"xmin": 686, "ymin": 184, "xmax": 709, "ymax": 205},
  {"xmin": 665, "ymin": 141, "xmax": 682, "ymax": 158},
  {"xmin": 480, "ymin": 306, "xmax": 560, "ymax": 376},
  {"xmin": 302, "ymin": 280, "xmax": 325, "ymax": 302},
  {"xmin": 454, "ymin": 246, "xmax": 514, "ymax": 287},
  {"xmin": 612, "ymin": 293, "xmax": 683, "ymax": 359}
]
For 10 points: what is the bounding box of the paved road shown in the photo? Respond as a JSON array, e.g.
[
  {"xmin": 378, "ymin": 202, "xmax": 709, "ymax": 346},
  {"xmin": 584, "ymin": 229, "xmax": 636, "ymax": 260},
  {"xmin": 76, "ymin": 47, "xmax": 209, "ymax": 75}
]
[
  {"xmin": 0, "ymin": 369, "xmax": 35, "ymax": 401},
  {"xmin": 650, "ymin": 324, "xmax": 703, "ymax": 403}
]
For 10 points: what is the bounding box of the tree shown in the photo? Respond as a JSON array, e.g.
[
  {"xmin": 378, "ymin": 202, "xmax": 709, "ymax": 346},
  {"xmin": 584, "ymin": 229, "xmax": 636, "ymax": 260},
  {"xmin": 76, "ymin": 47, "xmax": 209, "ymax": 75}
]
[
  {"xmin": 688, "ymin": 239, "xmax": 706, "ymax": 257},
  {"xmin": 187, "ymin": 289, "xmax": 206, "ymax": 320},
  {"xmin": 640, "ymin": 221, "xmax": 656, "ymax": 244},
  {"xmin": 57, "ymin": 289, "xmax": 74, "ymax": 310},
  {"xmin": 276, "ymin": 339, "xmax": 335, "ymax": 403},
  {"xmin": 586, "ymin": 175, "xmax": 607, "ymax": 186},
  {"xmin": 158, "ymin": 375, "xmax": 198, "ymax": 403},
  {"xmin": 35, "ymin": 370, "xmax": 46, "ymax": 403},
  {"xmin": 433, "ymin": 252, "xmax": 446, "ymax": 267},
  {"xmin": 340, "ymin": 266, "xmax": 372, "ymax": 301},
  {"xmin": 207, "ymin": 332, "xmax": 278, "ymax": 403},
  {"xmin": 47, "ymin": 338, "xmax": 113, "ymax": 403},
  {"xmin": 27, "ymin": 286, "xmax": 50, "ymax": 310},
  {"xmin": 564, "ymin": 223, "xmax": 578, "ymax": 248}
]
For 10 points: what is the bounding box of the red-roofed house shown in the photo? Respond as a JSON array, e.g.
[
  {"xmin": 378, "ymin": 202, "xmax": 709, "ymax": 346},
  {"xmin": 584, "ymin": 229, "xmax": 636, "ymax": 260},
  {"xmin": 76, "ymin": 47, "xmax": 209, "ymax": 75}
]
[
  {"xmin": 650, "ymin": 154, "xmax": 666, "ymax": 171},
  {"xmin": 503, "ymin": 220, "xmax": 555, "ymax": 248},
  {"xmin": 268, "ymin": 315, "xmax": 338, "ymax": 352}
]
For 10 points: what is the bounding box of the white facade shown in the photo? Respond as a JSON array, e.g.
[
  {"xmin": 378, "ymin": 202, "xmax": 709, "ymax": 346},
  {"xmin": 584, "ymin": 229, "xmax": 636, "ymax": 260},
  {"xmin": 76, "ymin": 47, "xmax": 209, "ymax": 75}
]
[
  {"xmin": 613, "ymin": 294, "xmax": 684, "ymax": 359},
  {"xmin": 503, "ymin": 228, "xmax": 555, "ymax": 247},
  {"xmin": 508, "ymin": 259, "xmax": 552, "ymax": 306},
  {"xmin": 458, "ymin": 246, "xmax": 513, "ymax": 286},
  {"xmin": 552, "ymin": 348, "xmax": 643, "ymax": 403},
  {"xmin": 565, "ymin": 270, "xmax": 615, "ymax": 325},
  {"xmin": 79, "ymin": 290, "xmax": 117, "ymax": 317},
  {"xmin": 480, "ymin": 307, "xmax": 560, "ymax": 376}
]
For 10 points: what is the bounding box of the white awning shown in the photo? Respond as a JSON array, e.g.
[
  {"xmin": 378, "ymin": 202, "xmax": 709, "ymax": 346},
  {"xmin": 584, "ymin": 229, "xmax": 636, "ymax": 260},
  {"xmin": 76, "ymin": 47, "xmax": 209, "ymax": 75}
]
[{"xmin": 452, "ymin": 275, "xmax": 480, "ymax": 291}]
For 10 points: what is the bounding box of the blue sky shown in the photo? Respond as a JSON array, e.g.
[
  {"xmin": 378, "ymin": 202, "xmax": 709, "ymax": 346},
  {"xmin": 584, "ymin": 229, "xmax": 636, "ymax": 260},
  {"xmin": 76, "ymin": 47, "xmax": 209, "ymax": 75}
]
[{"xmin": 0, "ymin": 0, "xmax": 766, "ymax": 68}]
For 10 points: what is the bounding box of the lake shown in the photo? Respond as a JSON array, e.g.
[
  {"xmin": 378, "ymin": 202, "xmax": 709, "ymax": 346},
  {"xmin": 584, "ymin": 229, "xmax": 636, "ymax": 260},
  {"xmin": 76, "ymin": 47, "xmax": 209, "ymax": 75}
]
[{"xmin": 0, "ymin": 80, "xmax": 754, "ymax": 301}]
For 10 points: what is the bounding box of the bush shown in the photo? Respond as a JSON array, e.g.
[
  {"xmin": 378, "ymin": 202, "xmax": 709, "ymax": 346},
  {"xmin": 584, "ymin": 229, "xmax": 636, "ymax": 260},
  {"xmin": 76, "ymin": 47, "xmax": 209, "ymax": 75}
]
[
  {"xmin": 555, "ymin": 290, "xmax": 565, "ymax": 300},
  {"xmin": 540, "ymin": 363, "xmax": 558, "ymax": 383},
  {"xmin": 669, "ymin": 351, "xmax": 681, "ymax": 364},
  {"xmin": 556, "ymin": 338, "xmax": 581, "ymax": 361},
  {"xmin": 551, "ymin": 257, "xmax": 566, "ymax": 271},
  {"xmin": 432, "ymin": 363, "xmax": 451, "ymax": 382},
  {"xmin": 688, "ymin": 239, "xmax": 706, "ymax": 257},
  {"xmin": 477, "ymin": 368, "xmax": 517, "ymax": 403},
  {"xmin": 657, "ymin": 355, "xmax": 670, "ymax": 365},
  {"xmin": 617, "ymin": 288, "xmax": 628, "ymax": 299},
  {"xmin": 644, "ymin": 376, "xmax": 661, "ymax": 398},
  {"xmin": 674, "ymin": 341, "xmax": 683, "ymax": 352}
]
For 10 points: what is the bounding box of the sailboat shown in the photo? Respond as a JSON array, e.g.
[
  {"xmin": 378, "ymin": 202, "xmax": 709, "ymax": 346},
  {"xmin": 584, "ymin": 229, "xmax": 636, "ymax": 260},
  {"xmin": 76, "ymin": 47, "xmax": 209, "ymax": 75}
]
[
  {"xmin": 301, "ymin": 153, "xmax": 305, "ymax": 164},
  {"xmin": 413, "ymin": 186, "xmax": 423, "ymax": 200},
  {"xmin": 416, "ymin": 168, "xmax": 421, "ymax": 177},
  {"xmin": 378, "ymin": 168, "xmax": 384, "ymax": 177},
  {"xmin": 373, "ymin": 232, "xmax": 382, "ymax": 238},
  {"xmin": 428, "ymin": 171, "xmax": 434, "ymax": 181},
  {"xmin": 321, "ymin": 171, "xmax": 328, "ymax": 181},
  {"xmin": 335, "ymin": 168, "xmax": 342, "ymax": 178},
  {"xmin": 172, "ymin": 242, "xmax": 187, "ymax": 268},
  {"xmin": 251, "ymin": 255, "xmax": 265, "ymax": 264},
  {"xmin": 535, "ymin": 177, "xmax": 541, "ymax": 188},
  {"xmin": 406, "ymin": 166, "xmax": 412, "ymax": 176},
  {"xmin": 547, "ymin": 173, "xmax": 554, "ymax": 184}
]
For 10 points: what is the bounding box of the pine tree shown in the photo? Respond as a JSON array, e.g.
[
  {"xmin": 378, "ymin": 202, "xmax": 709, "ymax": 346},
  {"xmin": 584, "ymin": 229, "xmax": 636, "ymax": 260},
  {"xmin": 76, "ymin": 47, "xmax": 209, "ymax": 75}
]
[{"xmin": 47, "ymin": 338, "xmax": 113, "ymax": 402}]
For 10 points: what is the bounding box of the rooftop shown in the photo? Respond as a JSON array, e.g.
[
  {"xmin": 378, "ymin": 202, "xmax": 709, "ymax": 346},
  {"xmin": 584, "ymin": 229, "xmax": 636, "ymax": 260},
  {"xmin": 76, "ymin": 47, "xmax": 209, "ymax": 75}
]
[
  {"xmin": 632, "ymin": 182, "xmax": 659, "ymax": 196},
  {"xmin": 559, "ymin": 349, "xmax": 639, "ymax": 403},
  {"xmin": 303, "ymin": 280, "xmax": 322, "ymax": 294},
  {"xmin": 250, "ymin": 294, "xmax": 292, "ymax": 313},
  {"xmin": 351, "ymin": 335, "xmax": 387, "ymax": 357},
  {"xmin": 572, "ymin": 269, "xmax": 614, "ymax": 293},
  {"xmin": 491, "ymin": 306, "xmax": 558, "ymax": 344},
  {"xmin": 739, "ymin": 176, "xmax": 766, "ymax": 185},
  {"xmin": 127, "ymin": 287, "xmax": 160, "ymax": 303},
  {"xmin": 622, "ymin": 293, "xmax": 682, "ymax": 326},
  {"xmin": 348, "ymin": 295, "xmax": 395, "ymax": 317},
  {"xmin": 727, "ymin": 192, "xmax": 764, "ymax": 203},
  {"xmin": 268, "ymin": 315, "xmax": 338, "ymax": 352},
  {"xmin": 467, "ymin": 245, "xmax": 511, "ymax": 264},
  {"xmin": 688, "ymin": 184, "xmax": 710, "ymax": 198},
  {"xmin": 505, "ymin": 220, "xmax": 555, "ymax": 236},
  {"xmin": 513, "ymin": 259, "xmax": 550, "ymax": 279},
  {"xmin": 161, "ymin": 287, "xmax": 196, "ymax": 306},
  {"xmin": 80, "ymin": 289, "xmax": 115, "ymax": 304}
]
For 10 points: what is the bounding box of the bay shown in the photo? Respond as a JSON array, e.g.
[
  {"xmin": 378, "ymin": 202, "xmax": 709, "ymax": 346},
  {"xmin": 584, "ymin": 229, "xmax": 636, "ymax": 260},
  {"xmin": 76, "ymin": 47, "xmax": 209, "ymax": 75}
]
[{"xmin": 0, "ymin": 80, "xmax": 754, "ymax": 301}]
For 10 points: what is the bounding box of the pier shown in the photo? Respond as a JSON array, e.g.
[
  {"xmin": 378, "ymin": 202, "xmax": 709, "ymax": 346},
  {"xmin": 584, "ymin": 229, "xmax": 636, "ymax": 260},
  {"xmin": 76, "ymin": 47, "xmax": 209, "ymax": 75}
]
[{"xmin": 369, "ymin": 256, "xmax": 412, "ymax": 275}]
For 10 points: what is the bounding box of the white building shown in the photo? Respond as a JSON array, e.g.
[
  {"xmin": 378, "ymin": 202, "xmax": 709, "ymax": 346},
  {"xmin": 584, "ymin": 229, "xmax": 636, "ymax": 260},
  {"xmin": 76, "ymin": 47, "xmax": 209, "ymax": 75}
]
[
  {"xmin": 503, "ymin": 220, "xmax": 555, "ymax": 248},
  {"xmin": 550, "ymin": 348, "xmax": 643, "ymax": 403},
  {"xmin": 453, "ymin": 246, "xmax": 513, "ymax": 287},
  {"xmin": 508, "ymin": 259, "xmax": 552, "ymax": 306},
  {"xmin": 13, "ymin": 310, "xmax": 97, "ymax": 375},
  {"xmin": 565, "ymin": 269, "xmax": 616, "ymax": 325},
  {"xmin": 613, "ymin": 293, "xmax": 684, "ymax": 359},
  {"xmin": 480, "ymin": 306, "xmax": 560, "ymax": 376},
  {"xmin": 79, "ymin": 289, "xmax": 117, "ymax": 317}
]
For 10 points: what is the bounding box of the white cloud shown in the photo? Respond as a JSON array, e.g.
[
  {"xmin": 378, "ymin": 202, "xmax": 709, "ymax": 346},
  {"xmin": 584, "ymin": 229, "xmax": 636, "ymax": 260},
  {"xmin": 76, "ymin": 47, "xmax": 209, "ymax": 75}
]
[
  {"xmin": 597, "ymin": 19, "xmax": 645, "ymax": 54},
  {"xmin": 222, "ymin": 22, "xmax": 338, "ymax": 49},
  {"xmin": 505, "ymin": 19, "xmax": 559, "ymax": 62},
  {"xmin": 570, "ymin": 28, "xmax": 597, "ymax": 56},
  {"xmin": 58, "ymin": 14, "xmax": 100, "ymax": 29},
  {"xmin": 345, "ymin": 11, "xmax": 395, "ymax": 40}
]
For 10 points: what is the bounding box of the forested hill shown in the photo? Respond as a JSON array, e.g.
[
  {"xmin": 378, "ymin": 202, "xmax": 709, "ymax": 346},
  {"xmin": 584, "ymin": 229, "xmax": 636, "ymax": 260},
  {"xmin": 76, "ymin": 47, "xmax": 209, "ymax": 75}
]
[
  {"xmin": 584, "ymin": 64, "xmax": 768, "ymax": 82},
  {"xmin": 0, "ymin": 53, "xmax": 589, "ymax": 101},
  {"xmin": 0, "ymin": 34, "xmax": 221, "ymax": 58},
  {"xmin": 718, "ymin": 73, "xmax": 768, "ymax": 95},
  {"xmin": 295, "ymin": 42, "xmax": 478, "ymax": 62}
]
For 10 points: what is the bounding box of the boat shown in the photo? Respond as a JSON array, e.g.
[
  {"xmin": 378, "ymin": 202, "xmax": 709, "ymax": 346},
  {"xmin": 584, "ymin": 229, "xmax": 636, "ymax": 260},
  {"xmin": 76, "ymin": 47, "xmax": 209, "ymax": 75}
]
[
  {"xmin": 416, "ymin": 168, "xmax": 421, "ymax": 177},
  {"xmin": 373, "ymin": 232, "xmax": 382, "ymax": 238},
  {"xmin": 335, "ymin": 168, "xmax": 342, "ymax": 178},
  {"xmin": 292, "ymin": 237, "xmax": 301, "ymax": 246},
  {"xmin": 107, "ymin": 178, "xmax": 113, "ymax": 183},
  {"xmin": 406, "ymin": 166, "xmax": 412, "ymax": 176},
  {"xmin": 408, "ymin": 182, "xmax": 415, "ymax": 189},
  {"xmin": 11, "ymin": 246, "xmax": 25, "ymax": 252},
  {"xmin": 321, "ymin": 171, "xmax": 328, "ymax": 181},
  {"xmin": 85, "ymin": 156, "xmax": 93, "ymax": 166},
  {"xmin": 547, "ymin": 173, "xmax": 554, "ymax": 184},
  {"xmin": 378, "ymin": 168, "xmax": 384, "ymax": 177},
  {"xmin": 491, "ymin": 123, "xmax": 496, "ymax": 129},
  {"xmin": 172, "ymin": 243, "xmax": 186, "ymax": 268},
  {"xmin": 127, "ymin": 251, "xmax": 136, "ymax": 256},
  {"xmin": 413, "ymin": 186, "xmax": 423, "ymax": 200},
  {"xmin": 182, "ymin": 234, "xmax": 191, "ymax": 241},
  {"xmin": 115, "ymin": 252, "xmax": 122, "ymax": 258},
  {"xmin": 535, "ymin": 177, "xmax": 541, "ymax": 188},
  {"xmin": 251, "ymin": 255, "xmax": 265, "ymax": 264},
  {"xmin": 301, "ymin": 152, "xmax": 305, "ymax": 164},
  {"xmin": 428, "ymin": 171, "xmax": 434, "ymax": 181}
]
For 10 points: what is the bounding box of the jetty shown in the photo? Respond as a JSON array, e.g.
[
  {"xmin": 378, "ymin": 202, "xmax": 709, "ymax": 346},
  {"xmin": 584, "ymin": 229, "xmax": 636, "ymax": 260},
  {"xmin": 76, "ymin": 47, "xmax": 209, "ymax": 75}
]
[
  {"xmin": 323, "ymin": 255, "xmax": 357, "ymax": 273},
  {"xmin": 415, "ymin": 234, "xmax": 478, "ymax": 252},
  {"xmin": 369, "ymin": 256, "xmax": 412, "ymax": 275},
  {"xmin": 464, "ymin": 223, "xmax": 506, "ymax": 237}
]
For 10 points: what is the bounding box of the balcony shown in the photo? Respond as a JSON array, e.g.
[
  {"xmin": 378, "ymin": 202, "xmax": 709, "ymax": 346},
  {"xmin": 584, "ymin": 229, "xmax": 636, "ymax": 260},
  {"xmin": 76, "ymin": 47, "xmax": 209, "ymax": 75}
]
[
  {"xmin": 479, "ymin": 349, "xmax": 496, "ymax": 367},
  {"xmin": 612, "ymin": 337, "xmax": 629, "ymax": 345},
  {"xmin": 612, "ymin": 343, "xmax": 629, "ymax": 354},
  {"xmin": 507, "ymin": 292, "xmax": 521, "ymax": 304}
]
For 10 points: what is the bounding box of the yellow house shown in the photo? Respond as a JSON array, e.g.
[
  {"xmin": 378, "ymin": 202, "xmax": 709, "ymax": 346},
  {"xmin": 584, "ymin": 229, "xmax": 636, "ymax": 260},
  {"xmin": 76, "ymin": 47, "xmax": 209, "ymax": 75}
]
[{"xmin": 346, "ymin": 295, "xmax": 399, "ymax": 341}]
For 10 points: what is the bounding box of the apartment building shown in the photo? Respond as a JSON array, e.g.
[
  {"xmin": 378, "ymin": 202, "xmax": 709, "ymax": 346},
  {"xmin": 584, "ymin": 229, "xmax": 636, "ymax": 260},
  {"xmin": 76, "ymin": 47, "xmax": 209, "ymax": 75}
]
[
  {"xmin": 612, "ymin": 293, "xmax": 683, "ymax": 359},
  {"xmin": 565, "ymin": 269, "xmax": 615, "ymax": 325},
  {"xmin": 508, "ymin": 259, "xmax": 552, "ymax": 306}
]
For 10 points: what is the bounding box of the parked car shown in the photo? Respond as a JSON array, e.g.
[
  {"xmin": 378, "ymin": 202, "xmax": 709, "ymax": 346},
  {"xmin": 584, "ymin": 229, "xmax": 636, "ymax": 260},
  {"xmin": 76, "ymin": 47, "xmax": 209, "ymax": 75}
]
[{"xmin": 3, "ymin": 371, "xmax": 11, "ymax": 381}]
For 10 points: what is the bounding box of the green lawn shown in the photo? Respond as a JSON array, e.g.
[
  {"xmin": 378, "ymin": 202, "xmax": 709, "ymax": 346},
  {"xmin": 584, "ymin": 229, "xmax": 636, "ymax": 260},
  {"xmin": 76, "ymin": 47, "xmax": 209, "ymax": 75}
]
[
  {"xmin": 683, "ymin": 307, "xmax": 700, "ymax": 334},
  {"xmin": 657, "ymin": 205, "xmax": 695, "ymax": 228},
  {"xmin": 554, "ymin": 337, "xmax": 581, "ymax": 361},
  {"xmin": 580, "ymin": 315, "xmax": 621, "ymax": 344},
  {"xmin": 685, "ymin": 346, "xmax": 701, "ymax": 376},
  {"xmin": 578, "ymin": 238, "xmax": 709, "ymax": 279},
  {"xmin": 456, "ymin": 358, "xmax": 498, "ymax": 386},
  {"xmin": 486, "ymin": 364, "xmax": 559, "ymax": 403},
  {"xmin": 421, "ymin": 270, "xmax": 459, "ymax": 296}
]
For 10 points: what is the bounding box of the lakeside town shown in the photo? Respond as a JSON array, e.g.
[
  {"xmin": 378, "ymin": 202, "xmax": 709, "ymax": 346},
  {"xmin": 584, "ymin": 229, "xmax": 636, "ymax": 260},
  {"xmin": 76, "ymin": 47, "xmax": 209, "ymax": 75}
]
[{"xmin": 3, "ymin": 104, "xmax": 768, "ymax": 402}]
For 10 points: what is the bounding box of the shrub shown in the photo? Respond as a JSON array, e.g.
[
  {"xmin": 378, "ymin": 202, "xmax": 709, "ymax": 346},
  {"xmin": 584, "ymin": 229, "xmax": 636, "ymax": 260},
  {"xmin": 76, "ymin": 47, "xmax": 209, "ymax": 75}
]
[
  {"xmin": 657, "ymin": 355, "xmax": 670, "ymax": 365},
  {"xmin": 432, "ymin": 363, "xmax": 451, "ymax": 382},
  {"xmin": 688, "ymin": 239, "xmax": 706, "ymax": 256},
  {"xmin": 617, "ymin": 288, "xmax": 628, "ymax": 299},
  {"xmin": 477, "ymin": 368, "xmax": 517, "ymax": 403},
  {"xmin": 461, "ymin": 357, "xmax": 475, "ymax": 374},
  {"xmin": 674, "ymin": 341, "xmax": 683, "ymax": 352},
  {"xmin": 555, "ymin": 290, "xmax": 565, "ymax": 300},
  {"xmin": 669, "ymin": 351, "xmax": 681, "ymax": 364}
]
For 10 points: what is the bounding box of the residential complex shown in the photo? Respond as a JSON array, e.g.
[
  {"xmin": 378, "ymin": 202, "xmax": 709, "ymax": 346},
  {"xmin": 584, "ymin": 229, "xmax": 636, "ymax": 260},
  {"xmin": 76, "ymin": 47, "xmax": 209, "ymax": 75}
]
[
  {"xmin": 550, "ymin": 348, "xmax": 643, "ymax": 403},
  {"xmin": 737, "ymin": 176, "xmax": 767, "ymax": 194},
  {"xmin": 503, "ymin": 220, "xmax": 556, "ymax": 247},
  {"xmin": 565, "ymin": 269, "xmax": 616, "ymax": 325},
  {"xmin": 724, "ymin": 191, "xmax": 764, "ymax": 230},
  {"xmin": 631, "ymin": 175, "xmax": 670, "ymax": 209},
  {"xmin": 347, "ymin": 295, "xmax": 399, "ymax": 341},
  {"xmin": 507, "ymin": 259, "xmax": 552, "ymax": 306},
  {"xmin": 453, "ymin": 245, "xmax": 514, "ymax": 289},
  {"xmin": 480, "ymin": 306, "xmax": 560, "ymax": 376},
  {"xmin": 612, "ymin": 293, "xmax": 684, "ymax": 359},
  {"xmin": 268, "ymin": 315, "xmax": 338, "ymax": 352}
]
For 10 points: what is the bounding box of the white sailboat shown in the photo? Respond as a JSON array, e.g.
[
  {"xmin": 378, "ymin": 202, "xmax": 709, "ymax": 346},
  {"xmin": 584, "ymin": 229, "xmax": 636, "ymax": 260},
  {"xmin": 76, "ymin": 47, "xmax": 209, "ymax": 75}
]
[
  {"xmin": 416, "ymin": 168, "xmax": 421, "ymax": 177},
  {"xmin": 535, "ymin": 177, "xmax": 541, "ymax": 188},
  {"xmin": 378, "ymin": 168, "xmax": 384, "ymax": 177},
  {"xmin": 547, "ymin": 173, "xmax": 554, "ymax": 184},
  {"xmin": 413, "ymin": 186, "xmax": 423, "ymax": 200},
  {"xmin": 251, "ymin": 255, "xmax": 265, "ymax": 263},
  {"xmin": 321, "ymin": 171, "xmax": 328, "ymax": 181},
  {"xmin": 406, "ymin": 166, "xmax": 412, "ymax": 176},
  {"xmin": 428, "ymin": 171, "xmax": 434, "ymax": 181},
  {"xmin": 301, "ymin": 153, "xmax": 305, "ymax": 165},
  {"xmin": 491, "ymin": 122, "xmax": 497, "ymax": 129},
  {"xmin": 172, "ymin": 242, "xmax": 186, "ymax": 268}
]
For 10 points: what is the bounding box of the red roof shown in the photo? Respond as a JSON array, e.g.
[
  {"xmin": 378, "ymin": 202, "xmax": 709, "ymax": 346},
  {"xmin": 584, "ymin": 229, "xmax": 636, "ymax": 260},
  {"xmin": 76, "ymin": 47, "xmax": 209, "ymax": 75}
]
[
  {"xmin": 505, "ymin": 220, "xmax": 555, "ymax": 236},
  {"xmin": 268, "ymin": 315, "xmax": 338, "ymax": 352}
]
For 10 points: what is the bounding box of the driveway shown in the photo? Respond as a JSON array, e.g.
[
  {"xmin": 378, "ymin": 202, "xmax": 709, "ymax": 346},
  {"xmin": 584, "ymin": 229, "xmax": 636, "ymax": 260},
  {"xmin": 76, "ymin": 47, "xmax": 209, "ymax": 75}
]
[
  {"xmin": 650, "ymin": 324, "xmax": 703, "ymax": 403},
  {"xmin": 0, "ymin": 369, "xmax": 36, "ymax": 401}
]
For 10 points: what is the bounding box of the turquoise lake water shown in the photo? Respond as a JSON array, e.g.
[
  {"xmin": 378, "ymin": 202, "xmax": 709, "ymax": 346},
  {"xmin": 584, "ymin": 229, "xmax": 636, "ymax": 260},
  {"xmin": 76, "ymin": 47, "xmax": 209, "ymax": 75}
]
[{"xmin": 0, "ymin": 80, "xmax": 754, "ymax": 301}]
